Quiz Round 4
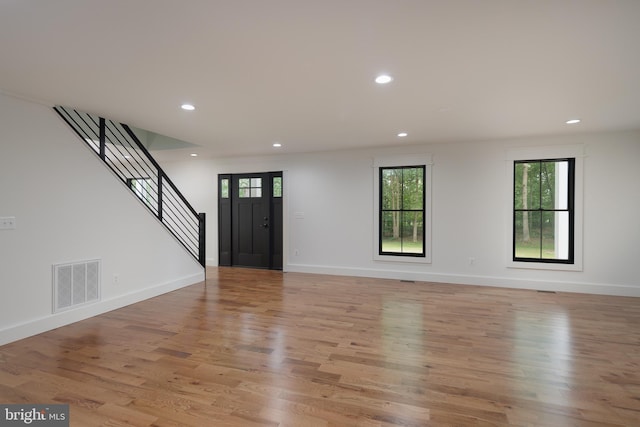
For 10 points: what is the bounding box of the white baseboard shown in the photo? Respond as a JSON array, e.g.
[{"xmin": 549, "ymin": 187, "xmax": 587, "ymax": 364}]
[
  {"xmin": 0, "ymin": 272, "xmax": 204, "ymax": 346},
  {"xmin": 285, "ymin": 263, "xmax": 640, "ymax": 297}
]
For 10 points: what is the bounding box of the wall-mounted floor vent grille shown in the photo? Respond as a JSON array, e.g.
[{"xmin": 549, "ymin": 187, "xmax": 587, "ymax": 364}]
[{"xmin": 53, "ymin": 259, "xmax": 101, "ymax": 313}]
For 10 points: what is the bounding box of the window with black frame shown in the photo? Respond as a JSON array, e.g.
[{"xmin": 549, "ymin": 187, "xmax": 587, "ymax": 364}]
[
  {"xmin": 379, "ymin": 166, "xmax": 425, "ymax": 257},
  {"xmin": 513, "ymin": 158, "xmax": 575, "ymax": 263},
  {"xmin": 127, "ymin": 177, "xmax": 155, "ymax": 211}
]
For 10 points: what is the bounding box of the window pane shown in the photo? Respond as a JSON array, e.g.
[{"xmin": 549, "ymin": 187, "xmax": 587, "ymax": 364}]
[
  {"xmin": 221, "ymin": 178, "xmax": 229, "ymax": 198},
  {"xmin": 239, "ymin": 178, "xmax": 250, "ymax": 188},
  {"xmin": 541, "ymin": 211, "xmax": 555, "ymax": 259},
  {"xmin": 381, "ymin": 211, "xmax": 399, "ymax": 252},
  {"xmin": 130, "ymin": 178, "xmax": 154, "ymax": 208},
  {"xmin": 514, "ymin": 162, "xmax": 540, "ymax": 210},
  {"xmin": 251, "ymin": 178, "xmax": 262, "ymax": 188},
  {"xmin": 540, "ymin": 160, "xmax": 569, "ymax": 210},
  {"xmin": 273, "ymin": 177, "xmax": 282, "ymax": 197},
  {"xmin": 540, "ymin": 161, "xmax": 555, "ymax": 210},
  {"xmin": 541, "ymin": 211, "xmax": 570, "ymax": 260},
  {"xmin": 251, "ymin": 188, "xmax": 262, "ymax": 198},
  {"xmin": 514, "ymin": 163, "xmax": 525, "ymax": 210},
  {"xmin": 239, "ymin": 188, "xmax": 250, "ymax": 198},
  {"xmin": 382, "ymin": 169, "xmax": 400, "ymax": 210},
  {"xmin": 402, "ymin": 167, "xmax": 423, "ymax": 210},
  {"xmin": 514, "ymin": 211, "xmax": 541, "ymax": 258},
  {"xmin": 401, "ymin": 212, "xmax": 423, "ymax": 254},
  {"xmin": 528, "ymin": 162, "xmax": 541, "ymax": 210}
]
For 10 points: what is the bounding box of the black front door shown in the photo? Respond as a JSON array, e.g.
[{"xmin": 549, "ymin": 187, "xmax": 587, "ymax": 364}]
[{"xmin": 218, "ymin": 172, "xmax": 282, "ymax": 269}]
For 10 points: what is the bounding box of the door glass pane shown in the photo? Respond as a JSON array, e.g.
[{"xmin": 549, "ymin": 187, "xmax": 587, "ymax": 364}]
[
  {"xmin": 221, "ymin": 178, "xmax": 229, "ymax": 198},
  {"xmin": 239, "ymin": 178, "xmax": 250, "ymax": 188},
  {"xmin": 251, "ymin": 178, "xmax": 262, "ymax": 188},
  {"xmin": 239, "ymin": 188, "xmax": 250, "ymax": 198},
  {"xmin": 273, "ymin": 177, "xmax": 282, "ymax": 197},
  {"xmin": 251, "ymin": 188, "xmax": 262, "ymax": 198}
]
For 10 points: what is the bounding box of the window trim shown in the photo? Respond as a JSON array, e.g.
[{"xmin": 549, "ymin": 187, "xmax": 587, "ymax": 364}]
[
  {"xmin": 506, "ymin": 145, "xmax": 584, "ymax": 271},
  {"xmin": 373, "ymin": 154, "xmax": 432, "ymax": 264}
]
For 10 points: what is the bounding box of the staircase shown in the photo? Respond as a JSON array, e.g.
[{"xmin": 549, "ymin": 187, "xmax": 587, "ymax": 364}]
[{"xmin": 54, "ymin": 106, "xmax": 205, "ymax": 267}]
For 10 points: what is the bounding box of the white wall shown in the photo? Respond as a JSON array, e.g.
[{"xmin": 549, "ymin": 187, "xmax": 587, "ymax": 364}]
[
  {"xmin": 0, "ymin": 93, "xmax": 204, "ymax": 345},
  {"xmin": 165, "ymin": 130, "xmax": 640, "ymax": 297}
]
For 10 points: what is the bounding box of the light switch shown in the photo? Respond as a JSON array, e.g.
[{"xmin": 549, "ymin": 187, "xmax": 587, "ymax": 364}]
[{"xmin": 0, "ymin": 217, "xmax": 16, "ymax": 230}]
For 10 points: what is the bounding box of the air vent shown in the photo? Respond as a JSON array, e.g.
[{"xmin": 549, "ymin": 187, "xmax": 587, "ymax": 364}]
[{"xmin": 53, "ymin": 260, "xmax": 101, "ymax": 313}]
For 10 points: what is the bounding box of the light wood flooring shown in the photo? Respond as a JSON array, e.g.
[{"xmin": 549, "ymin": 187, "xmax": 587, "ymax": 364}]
[{"xmin": 1, "ymin": 267, "xmax": 639, "ymax": 426}]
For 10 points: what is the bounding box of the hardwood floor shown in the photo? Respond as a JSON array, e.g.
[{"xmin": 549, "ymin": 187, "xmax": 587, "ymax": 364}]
[{"xmin": 1, "ymin": 267, "xmax": 639, "ymax": 426}]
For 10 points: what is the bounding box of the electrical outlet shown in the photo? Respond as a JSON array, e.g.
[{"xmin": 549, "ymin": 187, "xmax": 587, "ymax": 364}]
[
  {"xmin": 468, "ymin": 257, "xmax": 476, "ymax": 265},
  {"xmin": 113, "ymin": 274, "xmax": 120, "ymax": 284},
  {"xmin": 0, "ymin": 217, "xmax": 16, "ymax": 230}
]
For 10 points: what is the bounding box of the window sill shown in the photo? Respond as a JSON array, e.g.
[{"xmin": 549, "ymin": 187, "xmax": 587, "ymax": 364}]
[
  {"xmin": 374, "ymin": 254, "xmax": 431, "ymax": 264},
  {"xmin": 507, "ymin": 260, "xmax": 583, "ymax": 271}
]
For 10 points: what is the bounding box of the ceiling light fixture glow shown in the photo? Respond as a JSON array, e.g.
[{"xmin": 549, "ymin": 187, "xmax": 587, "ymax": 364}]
[
  {"xmin": 190, "ymin": 153, "xmax": 198, "ymax": 157},
  {"xmin": 375, "ymin": 74, "xmax": 393, "ymax": 84},
  {"xmin": 397, "ymin": 132, "xmax": 408, "ymax": 137},
  {"xmin": 566, "ymin": 119, "xmax": 581, "ymax": 124},
  {"xmin": 181, "ymin": 103, "xmax": 195, "ymax": 111},
  {"xmin": 273, "ymin": 143, "xmax": 282, "ymax": 148}
]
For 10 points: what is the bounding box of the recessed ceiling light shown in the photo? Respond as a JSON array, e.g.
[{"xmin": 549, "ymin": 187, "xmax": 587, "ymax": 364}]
[
  {"xmin": 375, "ymin": 74, "xmax": 393, "ymax": 84},
  {"xmin": 273, "ymin": 143, "xmax": 282, "ymax": 148},
  {"xmin": 181, "ymin": 104, "xmax": 195, "ymax": 111},
  {"xmin": 566, "ymin": 119, "xmax": 581, "ymax": 124},
  {"xmin": 397, "ymin": 132, "xmax": 408, "ymax": 137},
  {"xmin": 190, "ymin": 153, "xmax": 198, "ymax": 157}
]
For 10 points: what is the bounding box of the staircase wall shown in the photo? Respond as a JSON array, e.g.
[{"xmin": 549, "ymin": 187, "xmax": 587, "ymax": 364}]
[{"xmin": 0, "ymin": 93, "xmax": 204, "ymax": 345}]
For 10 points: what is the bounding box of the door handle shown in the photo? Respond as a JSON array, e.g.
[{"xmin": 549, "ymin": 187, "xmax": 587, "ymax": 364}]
[{"xmin": 262, "ymin": 223, "xmax": 269, "ymax": 228}]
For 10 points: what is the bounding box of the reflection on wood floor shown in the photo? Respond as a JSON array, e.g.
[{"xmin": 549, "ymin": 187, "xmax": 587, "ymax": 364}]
[{"xmin": 1, "ymin": 267, "xmax": 639, "ymax": 426}]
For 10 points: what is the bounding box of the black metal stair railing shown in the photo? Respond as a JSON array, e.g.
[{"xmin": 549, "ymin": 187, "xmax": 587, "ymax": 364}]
[{"xmin": 54, "ymin": 106, "xmax": 205, "ymax": 267}]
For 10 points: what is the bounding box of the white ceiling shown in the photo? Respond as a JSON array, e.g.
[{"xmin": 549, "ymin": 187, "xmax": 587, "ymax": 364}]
[{"xmin": 1, "ymin": 0, "xmax": 639, "ymax": 159}]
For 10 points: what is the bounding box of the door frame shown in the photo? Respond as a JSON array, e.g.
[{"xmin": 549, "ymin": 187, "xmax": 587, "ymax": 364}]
[{"xmin": 218, "ymin": 171, "xmax": 283, "ymax": 270}]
